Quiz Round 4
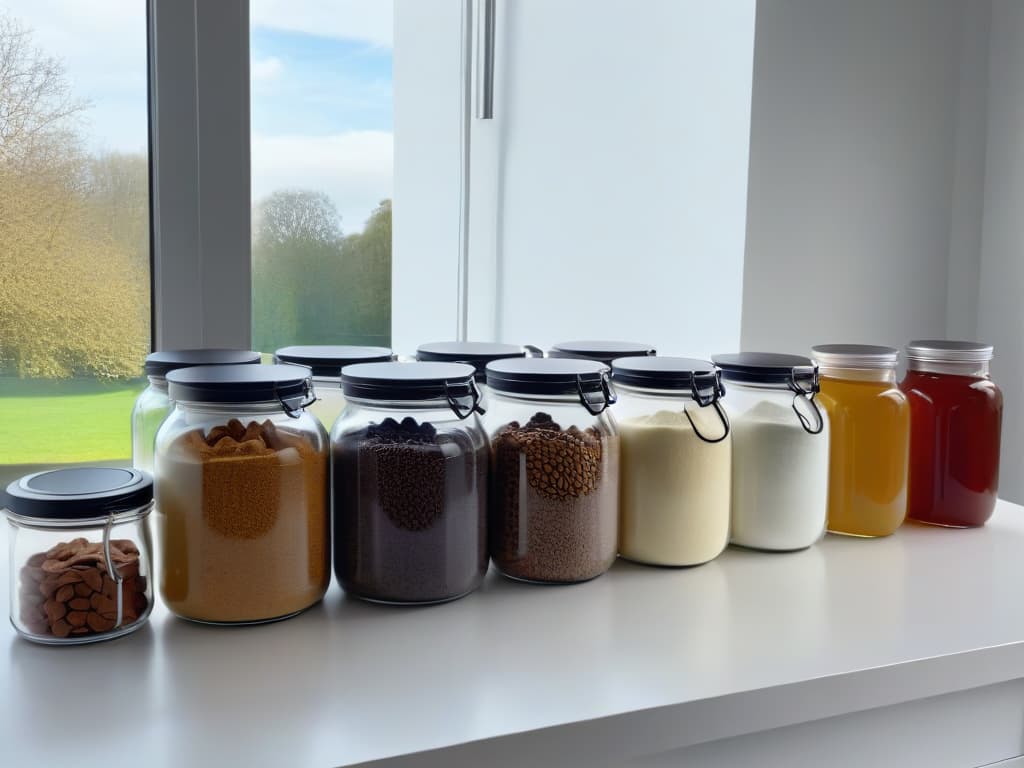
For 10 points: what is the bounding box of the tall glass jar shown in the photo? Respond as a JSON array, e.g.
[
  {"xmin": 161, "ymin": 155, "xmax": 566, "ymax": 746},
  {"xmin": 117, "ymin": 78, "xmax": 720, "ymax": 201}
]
[
  {"xmin": 132, "ymin": 349, "xmax": 260, "ymax": 474},
  {"xmin": 900, "ymin": 340, "xmax": 1003, "ymax": 528},
  {"xmin": 812, "ymin": 344, "xmax": 909, "ymax": 537},
  {"xmin": 712, "ymin": 353, "xmax": 829, "ymax": 552},
  {"xmin": 612, "ymin": 357, "xmax": 731, "ymax": 566},
  {"xmin": 484, "ymin": 358, "xmax": 619, "ymax": 583},
  {"xmin": 274, "ymin": 345, "xmax": 394, "ymax": 431},
  {"xmin": 3, "ymin": 468, "xmax": 154, "ymax": 645},
  {"xmin": 155, "ymin": 364, "xmax": 329, "ymax": 624},
  {"xmin": 332, "ymin": 362, "xmax": 488, "ymax": 604},
  {"xmin": 549, "ymin": 339, "xmax": 656, "ymax": 368}
]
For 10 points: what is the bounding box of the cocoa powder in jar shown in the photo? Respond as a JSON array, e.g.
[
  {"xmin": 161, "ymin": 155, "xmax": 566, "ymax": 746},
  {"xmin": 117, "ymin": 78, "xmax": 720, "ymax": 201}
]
[
  {"xmin": 490, "ymin": 412, "xmax": 619, "ymax": 582},
  {"xmin": 156, "ymin": 418, "xmax": 329, "ymax": 623}
]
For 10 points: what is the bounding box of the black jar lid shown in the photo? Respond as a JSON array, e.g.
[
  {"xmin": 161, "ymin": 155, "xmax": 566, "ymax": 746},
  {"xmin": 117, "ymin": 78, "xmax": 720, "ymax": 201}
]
[
  {"xmin": 342, "ymin": 361, "xmax": 478, "ymax": 400},
  {"xmin": 416, "ymin": 341, "xmax": 527, "ymax": 379},
  {"xmin": 611, "ymin": 356, "xmax": 721, "ymax": 391},
  {"xmin": 549, "ymin": 340, "xmax": 656, "ymax": 366},
  {"xmin": 144, "ymin": 348, "xmax": 261, "ymax": 378},
  {"xmin": 712, "ymin": 352, "xmax": 816, "ymax": 385},
  {"xmin": 167, "ymin": 363, "xmax": 314, "ymax": 406},
  {"xmin": 486, "ymin": 357, "xmax": 609, "ymax": 394},
  {"xmin": 274, "ymin": 345, "xmax": 393, "ymax": 377},
  {"xmin": 3, "ymin": 467, "xmax": 153, "ymax": 522},
  {"xmin": 905, "ymin": 339, "xmax": 994, "ymax": 363}
]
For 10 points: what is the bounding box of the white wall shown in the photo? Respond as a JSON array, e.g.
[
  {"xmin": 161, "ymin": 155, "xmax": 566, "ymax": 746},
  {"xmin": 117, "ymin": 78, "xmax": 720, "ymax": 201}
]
[
  {"xmin": 740, "ymin": 0, "xmax": 964, "ymax": 354},
  {"xmin": 485, "ymin": 0, "xmax": 757, "ymax": 359},
  {"xmin": 741, "ymin": 0, "xmax": 1022, "ymax": 502},
  {"xmin": 978, "ymin": 0, "xmax": 1024, "ymax": 503}
]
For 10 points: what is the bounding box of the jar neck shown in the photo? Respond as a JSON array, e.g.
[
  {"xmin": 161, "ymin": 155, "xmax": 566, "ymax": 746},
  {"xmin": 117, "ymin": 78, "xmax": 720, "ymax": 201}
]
[
  {"xmin": 175, "ymin": 400, "xmax": 295, "ymax": 417},
  {"xmin": 615, "ymin": 382, "xmax": 696, "ymax": 401},
  {"xmin": 908, "ymin": 359, "xmax": 990, "ymax": 377},
  {"xmin": 147, "ymin": 376, "xmax": 169, "ymax": 393},
  {"xmin": 819, "ymin": 366, "xmax": 897, "ymax": 384}
]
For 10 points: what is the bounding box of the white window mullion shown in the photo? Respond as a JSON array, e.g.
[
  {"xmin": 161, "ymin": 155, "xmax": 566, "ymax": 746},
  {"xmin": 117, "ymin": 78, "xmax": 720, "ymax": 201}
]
[{"xmin": 149, "ymin": 0, "xmax": 252, "ymax": 351}]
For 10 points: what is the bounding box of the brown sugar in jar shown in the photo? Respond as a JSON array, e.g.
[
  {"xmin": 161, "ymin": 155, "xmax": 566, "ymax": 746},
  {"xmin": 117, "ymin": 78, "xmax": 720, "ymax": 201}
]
[{"xmin": 156, "ymin": 364, "xmax": 330, "ymax": 624}]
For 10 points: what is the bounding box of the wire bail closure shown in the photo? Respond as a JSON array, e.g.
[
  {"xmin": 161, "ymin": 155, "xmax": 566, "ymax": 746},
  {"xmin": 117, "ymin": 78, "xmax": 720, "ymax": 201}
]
[
  {"xmin": 523, "ymin": 345, "xmax": 545, "ymax": 358},
  {"xmin": 278, "ymin": 378, "xmax": 318, "ymax": 418},
  {"xmin": 577, "ymin": 371, "xmax": 616, "ymax": 415},
  {"xmin": 685, "ymin": 370, "xmax": 730, "ymax": 443},
  {"xmin": 445, "ymin": 379, "xmax": 485, "ymax": 420},
  {"xmin": 787, "ymin": 365, "xmax": 824, "ymax": 434},
  {"xmin": 102, "ymin": 513, "xmax": 125, "ymax": 630}
]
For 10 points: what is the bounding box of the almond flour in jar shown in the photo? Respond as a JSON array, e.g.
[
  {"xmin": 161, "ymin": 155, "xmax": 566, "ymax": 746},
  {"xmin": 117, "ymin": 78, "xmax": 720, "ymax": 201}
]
[{"xmin": 156, "ymin": 364, "xmax": 330, "ymax": 624}]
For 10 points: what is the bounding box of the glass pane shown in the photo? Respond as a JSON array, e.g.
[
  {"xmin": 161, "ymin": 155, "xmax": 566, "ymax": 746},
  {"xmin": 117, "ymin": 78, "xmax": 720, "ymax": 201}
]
[
  {"xmin": 0, "ymin": 4, "xmax": 150, "ymax": 478},
  {"xmin": 250, "ymin": 1, "xmax": 394, "ymax": 354}
]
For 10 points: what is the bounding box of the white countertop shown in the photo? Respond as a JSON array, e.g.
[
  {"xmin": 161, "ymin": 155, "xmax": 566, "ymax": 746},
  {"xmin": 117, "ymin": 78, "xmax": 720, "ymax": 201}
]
[{"xmin": 3, "ymin": 501, "xmax": 1024, "ymax": 768}]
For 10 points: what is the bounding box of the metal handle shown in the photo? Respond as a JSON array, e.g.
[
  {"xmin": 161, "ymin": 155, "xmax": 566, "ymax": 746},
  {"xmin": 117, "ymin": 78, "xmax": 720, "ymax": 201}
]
[{"xmin": 476, "ymin": 0, "xmax": 496, "ymax": 119}]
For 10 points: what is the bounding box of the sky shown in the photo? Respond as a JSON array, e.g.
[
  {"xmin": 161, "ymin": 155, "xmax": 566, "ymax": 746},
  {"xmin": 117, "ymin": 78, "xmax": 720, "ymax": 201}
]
[{"xmin": 2, "ymin": 0, "xmax": 394, "ymax": 234}]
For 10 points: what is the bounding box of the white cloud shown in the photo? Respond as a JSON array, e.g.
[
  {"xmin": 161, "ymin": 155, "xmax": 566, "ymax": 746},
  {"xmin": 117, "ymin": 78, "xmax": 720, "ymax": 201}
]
[
  {"xmin": 251, "ymin": 131, "xmax": 393, "ymax": 233},
  {"xmin": 251, "ymin": 56, "xmax": 283, "ymax": 82},
  {"xmin": 251, "ymin": 0, "xmax": 393, "ymax": 47}
]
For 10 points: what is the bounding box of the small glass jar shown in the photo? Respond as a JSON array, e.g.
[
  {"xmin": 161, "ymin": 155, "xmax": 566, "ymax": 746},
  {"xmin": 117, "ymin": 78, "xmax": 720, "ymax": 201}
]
[
  {"xmin": 416, "ymin": 341, "xmax": 540, "ymax": 402},
  {"xmin": 900, "ymin": 340, "xmax": 1003, "ymax": 528},
  {"xmin": 549, "ymin": 339, "xmax": 656, "ymax": 368},
  {"xmin": 274, "ymin": 345, "xmax": 394, "ymax": 430},
  {"xmin": 612, "ymin": 357, "xmax": 731, "ymax": 566},
  {"xmin": 3, "ymin": 468, "xmax": 154, "ymax": 645},
  {"xmin": 332, "ymin": 362, "xmax": 488, "ymax": 604},
  {"xmin": 484, "ymin": 358, "xmax": 620, "ymax": 583},
  {"xmin": 155, "ymin": 364, "xmax": 330, "ymax": 624},
  {"xmin": 712, "ymin": 353, "xmax": 830, "ymax": 552},
  {"xmin": 812, "ymin": 345, "xmax": 910, "ymax": 537},
  {"xmin": 132, "ymin": 348, "xmax": 261, "ymax": 474}
]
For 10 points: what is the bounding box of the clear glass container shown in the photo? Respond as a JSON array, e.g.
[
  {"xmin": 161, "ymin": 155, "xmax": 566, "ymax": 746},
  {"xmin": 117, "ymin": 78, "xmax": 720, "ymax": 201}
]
[
  {"xmin": 712, "ymin": 353, "xmax": 830, "ymax": 552},
  {"xmin": 549, "ymin": 339, "xmax": 656, "ymax": 368},
  {"xmin": 612, "ymin": 357, "xmax": 731, "ymax": 566},
  {"xmin": 900, "ymin": 340, "xmax": 1003, "ymax": 528},
  {"xmin": 812, "ymin": 345, "xmax": 910, "ymax": 537},
  {"xmin": 483, "ymin": 358, "xmax": 619, "ymax": 583},
  {"xmin": 274, "ymin": 345, "xmax": 394, "ymax": 431},
  {"xmin": 332, "ymin": 361, "xmax": 488, "ymax": 604},
  {"xmin": 155, "ymin": 364, "xmax": 329, "ymax": 624},
  {"xmin": 3, "ymin": 468, "xmax": 154, "ymax": 645},
  {"xmin": 132, "ymin": 348, "xmax": 261, "ymax": 474}
]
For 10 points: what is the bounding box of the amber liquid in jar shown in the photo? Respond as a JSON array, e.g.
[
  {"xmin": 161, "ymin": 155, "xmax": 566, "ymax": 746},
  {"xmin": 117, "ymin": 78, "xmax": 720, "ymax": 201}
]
[{"xmin": 818, "ymin": 373, "xmax": 909, "ymax": 537}]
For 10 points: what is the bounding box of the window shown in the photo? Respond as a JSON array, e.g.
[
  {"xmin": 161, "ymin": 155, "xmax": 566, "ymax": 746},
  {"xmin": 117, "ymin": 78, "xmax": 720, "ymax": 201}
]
[
  {"xmin": 0, "ymin": 2, "xmax": 150, "ymax": 474},
  {"xmin": 249, "ymin": 0, "xmax": 394, "ymax": 354}
]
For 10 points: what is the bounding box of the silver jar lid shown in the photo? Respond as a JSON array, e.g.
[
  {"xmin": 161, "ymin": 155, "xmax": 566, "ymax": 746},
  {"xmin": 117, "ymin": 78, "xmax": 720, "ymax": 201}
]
[
  {"xmin": 811, "ymin": 344, "xmax": 899, "ymax": 369},
  {"xmin": 905, "ymin": 340, "xmax": 993, "ymax": 363}
]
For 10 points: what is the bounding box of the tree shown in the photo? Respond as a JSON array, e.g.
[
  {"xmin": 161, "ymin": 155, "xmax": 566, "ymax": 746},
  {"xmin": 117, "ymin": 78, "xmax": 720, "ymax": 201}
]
[{"xmin": 0, "ymin": 15, "xmax": 148, "ymax": 380}]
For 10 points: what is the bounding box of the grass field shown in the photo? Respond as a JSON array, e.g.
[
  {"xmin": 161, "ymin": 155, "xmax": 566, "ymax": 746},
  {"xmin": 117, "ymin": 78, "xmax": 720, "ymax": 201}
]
[{"xmin": 0, "ymin": 379, "xmax": 143, "ymax": 464}]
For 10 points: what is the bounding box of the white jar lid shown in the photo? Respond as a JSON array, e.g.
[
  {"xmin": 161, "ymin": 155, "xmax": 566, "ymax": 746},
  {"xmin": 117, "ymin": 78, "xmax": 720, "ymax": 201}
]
[
  {"xmin": 811, "ymin": 344, "xmax": 899, "ymax": 369},
  {"xmin": 905, "ymin": 340, "xmax": 993, "ymax": 364}
]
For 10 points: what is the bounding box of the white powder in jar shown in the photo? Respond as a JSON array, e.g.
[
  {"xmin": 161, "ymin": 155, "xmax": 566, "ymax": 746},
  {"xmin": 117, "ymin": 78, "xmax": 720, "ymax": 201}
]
[
  {"xmin": 729, "ymin": 399, "xmax": 829, "ymax": 551},
  {"xmin": 618, "ymin": 407, "xmax": 732, "ymax": 566}
]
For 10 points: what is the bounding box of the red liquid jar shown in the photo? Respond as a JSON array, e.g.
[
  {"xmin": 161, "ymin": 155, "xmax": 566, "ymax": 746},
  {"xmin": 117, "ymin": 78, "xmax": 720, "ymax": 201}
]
[{"xmin": 900, "ymin": 340, "xmax": 1002, "ymax": 527}]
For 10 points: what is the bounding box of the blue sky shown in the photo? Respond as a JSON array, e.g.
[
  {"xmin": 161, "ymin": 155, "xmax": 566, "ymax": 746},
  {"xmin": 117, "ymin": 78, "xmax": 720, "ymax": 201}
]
[{"xmin": 2, "ymin": 0, "xmax": 394, "ymax": 233}]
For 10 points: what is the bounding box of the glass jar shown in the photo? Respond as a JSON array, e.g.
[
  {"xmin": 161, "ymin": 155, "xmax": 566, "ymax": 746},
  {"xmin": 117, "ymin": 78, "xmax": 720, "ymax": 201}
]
[
  {"xmin": 416, "ymin": 341, "xmax": 540, "ymax": 401},
  {"xmin": 132, "ymin": 348, "xmax": 261, "ymax": 474},
  {"xmin": 484, "ymin": 358, "xmax": 619, "ymax": 583},
  {"xmin": 612, "ymin": 357, "xmax": 731, "ymax": 566},
  {"xmin": 155, "ymin": 364, "xmax": 329, "ymax": 623},
  {"xmin": 549, "ymin": 339, "xmax": 656, "ymax": 368},
  {"xmin": 274, "ymin": 345, "xmax": 394, "ymax": 431},
  {"xmin": 812, "ymin": 344, "xmax": 910, "ymax": 537},
  {"xmin": 3, "ymin": 467, "xmax": 154, "ymax": 645},
  {"xmin": 711, "ymin": 353, "xmax": 830, "ymax": 551},
  {"xmin": 332, "ymin": 362, "xmax": 488, "ymax": 604},
  {"xmin": 900, "ymin": 340, "xmax": 1003, "ymax": 527}
]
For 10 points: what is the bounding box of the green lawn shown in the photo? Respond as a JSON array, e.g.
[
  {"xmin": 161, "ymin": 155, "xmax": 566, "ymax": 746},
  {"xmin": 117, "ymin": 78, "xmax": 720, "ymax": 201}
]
[{"xmin": 0, "ymin": 379, "xmax": 143, "ymax": 464}]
